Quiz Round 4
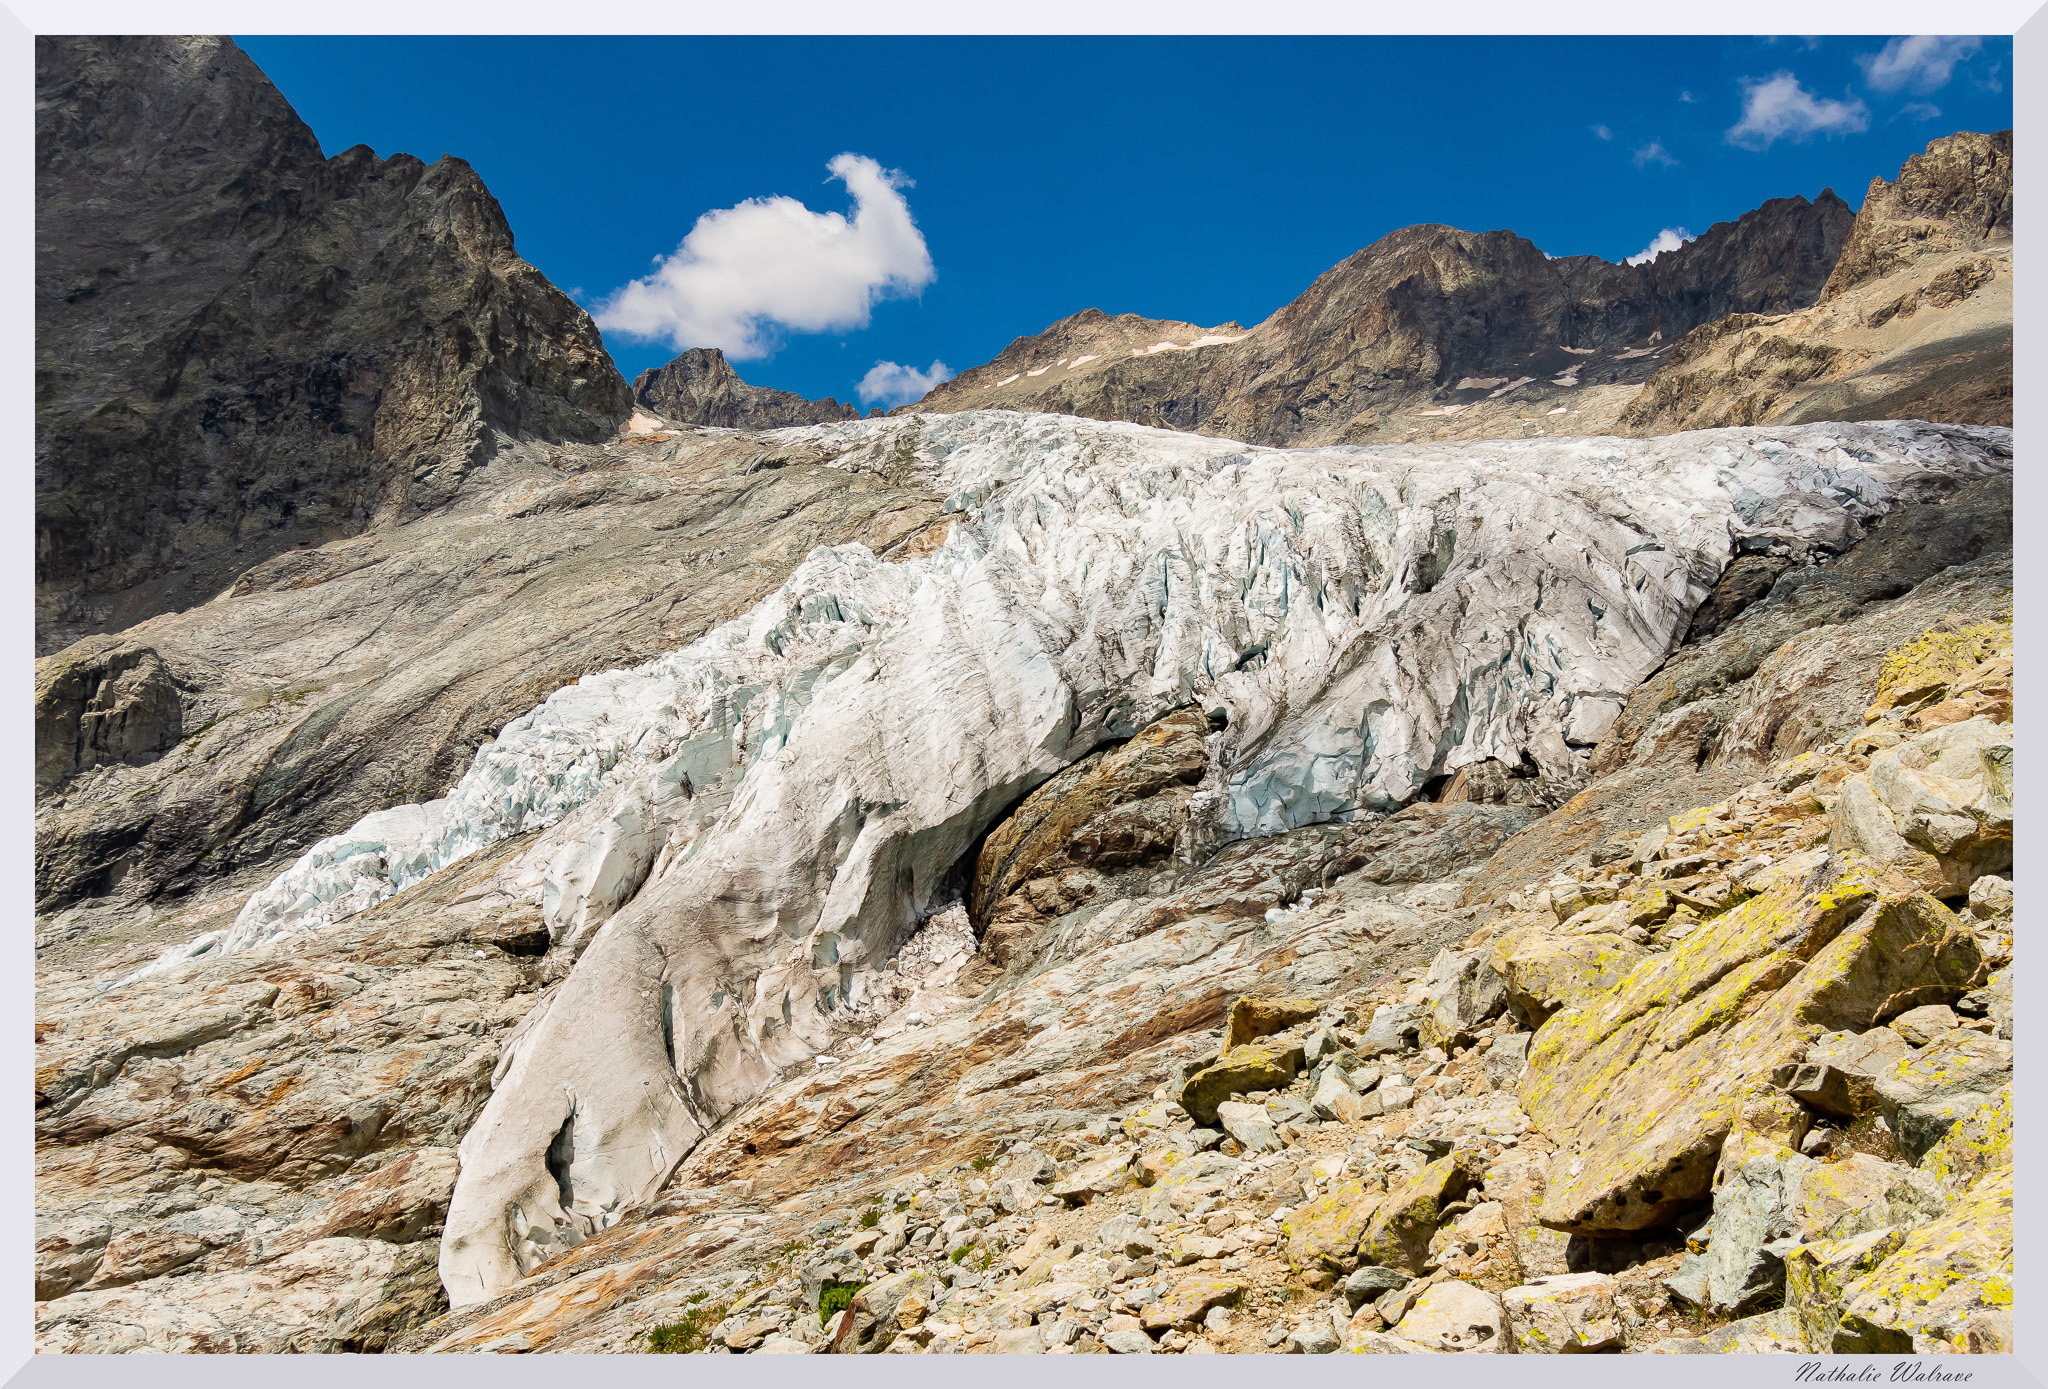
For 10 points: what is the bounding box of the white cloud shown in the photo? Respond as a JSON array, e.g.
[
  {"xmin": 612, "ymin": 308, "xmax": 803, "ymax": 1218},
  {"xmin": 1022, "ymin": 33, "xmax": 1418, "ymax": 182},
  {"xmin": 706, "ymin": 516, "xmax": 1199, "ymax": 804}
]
[
  {"xmin": 1858, "ymin": 36, "xmax": 1982, "ymax": 93},
  {"xmin": 1632, "ymin": 141, "xmax": 1678, "ymax": 168},
  {"xmin": 857, "ymin": 359, "xmax": 953, "ymax": 409},
  {"xmin": 1626, "ymin": 227, "xmax": 1696, "ymax": 266},
  {"xmin": 1679, "ymin": 89, "xmax": 1697, "ymax": 103},
  {"xmin": 1899, "ymin": 100, "xmax": 1944, "ymax": 121},
  {"xmin": 1591, "ymin": 123, "xmax": 1613, "ymax": 140},
  {"xmin": 1725, "ymin": 72, "xmax": 1871, "ymax": 150},
  {"xmin": 594, "ymin": 154, "xmax": 936, "ymax": 360}
]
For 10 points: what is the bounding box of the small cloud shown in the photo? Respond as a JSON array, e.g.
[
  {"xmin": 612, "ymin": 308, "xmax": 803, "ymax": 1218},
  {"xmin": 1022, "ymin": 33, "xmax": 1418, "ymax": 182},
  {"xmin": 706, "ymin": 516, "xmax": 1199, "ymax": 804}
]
[
  {"xmin": 1857, "ymin": 36, "xmax": 1982, "ymax": 94},
  {"xmin": 1633, "ymin": 141, "xmax": 1678, "ymax": 168},
  {"xmin": 1898, "ymin": 100, "xmax": 1944, "ymax": 121},
  {"xmin": 857, "ymin": 359, "xmax": 953, "ymax": 409},
  {"xmin": 1591, "ymin": 123, "xmax": 1614, "ymax": 140},
  {"xmin": 595, "ymin": 153, "xmax": 936, "ymax": 360},
  {"xmin": 1725, "ymin": 72, "xmax": 1870, "ymax": 150},
  {"xmin": 1626, "ymin": 227, "xmax": 1695, "ymax": 266},
  {"xmin": 1679, "ymin": 89, "xmax": 1697, "ymax": 103}
]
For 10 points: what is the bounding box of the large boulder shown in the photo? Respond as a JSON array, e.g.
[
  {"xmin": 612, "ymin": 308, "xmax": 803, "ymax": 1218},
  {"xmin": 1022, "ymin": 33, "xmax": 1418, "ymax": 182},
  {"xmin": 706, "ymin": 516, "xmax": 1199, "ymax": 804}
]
[
  {"xmin": 1779, "ymin": 1025, "xmax": 1913, "ymax": 1117},
  {"xmin": 1489, "ymin": 931, "xmax": 1649, "ymax": 1027},
  {"xmin": 1360, "ymin": 1153, "xmax": 1486, "ymax": 1273},
  {"xmin": 1221, "ymin": 995, "xmax": 1322, "ymax": 1050},
  {"xmin": 1919, "ymin": 1085, "xmax": 2011, "ymax": 1194},
  {"xmin": 1393, "ymin": 1281, "xmax": 1509, "ymax": 1353},
  {"xmin": 1828, "ymin": 1167, "xmax": 2012, "ymax": 1352},
  {"xmin": 1417, "ymin": 948, "xmax": 1507, "ymax": 1048},
  {"xmin": 1687, "ymin": 1132, "xmax": 1904, "ymax": 1314},
  {"xmin": 1178, "ymin": 1041, "xmax": 1304, "ymax": 1126},
  {"xmin": 1525, "ymin": 861, "xmax": 1987, "ymax": 1234},
  {"xmin": 1829, "ymin": 718, "xmax": 2012, "ymax": 897},
  {"xmin": 1873, "ymin": 1029, "xmax": 2013, "ymax": 1161},
  {"xmin": 1501, "ymin": 1272, "xmax": 1624, "ymax": 1353},
  {"xmin": 1283, "ymin": 1179, "xmax": 1384, "ymax": 1275}
]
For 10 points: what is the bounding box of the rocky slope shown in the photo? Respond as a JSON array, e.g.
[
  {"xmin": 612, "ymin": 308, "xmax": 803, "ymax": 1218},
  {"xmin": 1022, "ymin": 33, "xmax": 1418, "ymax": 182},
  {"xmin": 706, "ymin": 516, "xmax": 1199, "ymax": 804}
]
[
  {"xmin": 35, "ymin": 36, "xmax": 633, "ymax": 654},
  {"xmin": 910, "ymin": 194, "xmax": 1854, "ymax": 447},
  {"xmin": 1619, "ymin": 132, "xmax": 2013, "ymax": 434},
  {"xmin": 632, "ymin": 348, "xmax": 862, "ymax": 430},
  {"xmin": 33, "ymin": 407, "xmax": 2011, "ymax": 1352}
]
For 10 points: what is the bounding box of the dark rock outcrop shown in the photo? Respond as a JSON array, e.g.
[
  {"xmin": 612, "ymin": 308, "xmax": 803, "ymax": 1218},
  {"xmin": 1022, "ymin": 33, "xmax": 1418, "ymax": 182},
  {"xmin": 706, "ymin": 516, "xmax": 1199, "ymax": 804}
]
[
  {"xmin": 632, "ymin": 348, "xmax": 860, "ymax": 429},
  {"xmin": 35, "ymin": 35, "xmax": 632, "ymax": 654}
]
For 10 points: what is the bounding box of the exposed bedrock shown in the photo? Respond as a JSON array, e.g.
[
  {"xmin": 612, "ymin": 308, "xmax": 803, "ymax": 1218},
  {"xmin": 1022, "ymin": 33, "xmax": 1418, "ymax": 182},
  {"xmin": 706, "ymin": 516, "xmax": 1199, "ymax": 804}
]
[{"xmin": 106, "ymin": 411, "xmax": 2007, "ymax": 1308}]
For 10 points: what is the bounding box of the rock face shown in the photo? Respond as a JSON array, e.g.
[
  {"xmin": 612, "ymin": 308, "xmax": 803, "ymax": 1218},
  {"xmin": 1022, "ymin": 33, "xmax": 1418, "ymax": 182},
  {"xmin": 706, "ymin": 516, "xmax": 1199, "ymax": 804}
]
[
  {"xmin": 35, "ymin": 36, "xmax": 632, "ymax": 653},
  {"xmin": 631, "ymin": 348, "xmax": 861, "ymax": 430},
  {"xmin": 1619, "ymin": 133, "xmax": 2013, "ymax": 435},
  {"xmin": 910, "ymin": 195, "xmax": 1852, "ymax": 447},
  {"xmin": 33, "ymin": 425, "xmax": 943, "ymax": 951}
]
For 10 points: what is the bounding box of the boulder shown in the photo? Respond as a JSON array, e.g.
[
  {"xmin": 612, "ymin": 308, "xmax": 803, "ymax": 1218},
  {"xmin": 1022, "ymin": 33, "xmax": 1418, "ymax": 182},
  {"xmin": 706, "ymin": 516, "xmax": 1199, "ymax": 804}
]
[
  {"xmin": 1100, "ymin": 1327, "xmax": 1154, "ymax": 1354},
  {"xmin": 1049, "ymin": 1144, "xmax": 1135, "ymax": 1204},
  {"xmin": 1646, "ymin": 1307, "xmax": 1806, "ymax": 1353},
  {"xmin": 1889, "ymin": 1003, "xmax": 1960, "ymax": 1046},
  {"xmin": 1216, "ymin": 1102, "xmax": 1281, "ymax": 1154},
  {"xmin": 1282, "ymin": 1179, "xmax": 1384, "ymax": 1275},
  {"xmin": 1483, "ymin": 1033, "xmax": 1531, "ymax": 1091},
  {"xmin": 1784, "ymin": 1226, "xmax": 1903, "ymax": 1351},
  {"xmin": 1177, "ymin": 1041, "xmax": 1304, "ymax": 1126},
  {"xmin": 1360, "ymin": 1153, "xmax": 1485, "ymax": 1273},
  {"xmin": 1139, "ymin": 1275, "xmax": 1244, "ymax": 1332},
  {"xmin": 1779, "ymin": 1025, "xmax": 1912, "ymax": 1118},
  {"xmin": 1140, "ymin": 1153, "xmax": 1238, "ymax": 1224},
  {"xmin": 1829, "ymin": 718, "xmax": 2012, "ymax": 896},
  {"xmin": 1222, "ymin": 995, "xmax": 1321, "ymax": 1051},
  {"xmin": 1693, "ymin": 1132, "xmax": 1906, "ymax": 1314},
  {"xmin": 1286, "ymin": 1318, "xmax": 1342, "ymax": 1354},
  {"xmin": 1357, "ymin": 1004, "xmax": 1422, "ymax": 1058},
  {"xmin": 1345, "ymin": 1328, "xmax": 1440, "ymax": 1354},
  {"xmin": 1920, "ymin": 1086, "xmax": 2011, "ymax": 1194},
  {"xmin": 1418, "ymin": 948, "xmax": 1507, "ymax": 1048},
  {"xmin": 1525, "ymin": 864, "xmax": 1987, "ymax": 1234},
  {"xmin": 1830, "ymin": 1166, "xmax": 2011, "ymax": 1352},
  {"xmin": 1309, "ymin": 1066, "xmax": 1365, "ymax": 1123},
  {"xmin": 1393, "ymin": 1280, "xmax": 1509, "ymax": 1353},
  {"xmin": 1501, "ymin": 1272, "xmax": 1624, "ymax": 1353},
  {"xmin": 1490, "ymin": 934, "xmax": 1646, "ymax": 1028},
  {"xmin": 1093, "ymin": 1214, "xmax": 1150, "ymax": 1257},
  {"xmin": 1341, "ymin": 1265, "xmax": 1411, "ymax": 1311},
  {"xmin": 1873, "ymin": 1028, "xmax": 2012, "ymax": 1161}
]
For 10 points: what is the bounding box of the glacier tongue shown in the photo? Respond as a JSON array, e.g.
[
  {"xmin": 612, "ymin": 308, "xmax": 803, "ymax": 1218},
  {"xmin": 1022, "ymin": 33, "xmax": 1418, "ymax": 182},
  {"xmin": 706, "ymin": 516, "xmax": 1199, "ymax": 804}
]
[{"xmin": 106, "ymin": 409, "xmax": 2007, "ymax": 1300}]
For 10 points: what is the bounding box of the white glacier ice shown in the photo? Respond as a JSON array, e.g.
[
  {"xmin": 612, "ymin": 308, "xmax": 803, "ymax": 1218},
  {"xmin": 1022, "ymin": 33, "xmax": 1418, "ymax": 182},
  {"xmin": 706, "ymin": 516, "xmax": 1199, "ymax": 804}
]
[{"xmin": 106, "ymin": 409, "xmax": 2008, "ymax": 1302}]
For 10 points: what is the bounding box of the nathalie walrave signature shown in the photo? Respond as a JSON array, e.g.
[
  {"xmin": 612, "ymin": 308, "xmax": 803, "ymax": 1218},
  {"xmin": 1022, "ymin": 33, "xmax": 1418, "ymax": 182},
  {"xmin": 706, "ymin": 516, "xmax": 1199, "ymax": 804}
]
[{"xmin": 1794, "ymin": 1362, "xmax": 1980, "ymax": 1383}]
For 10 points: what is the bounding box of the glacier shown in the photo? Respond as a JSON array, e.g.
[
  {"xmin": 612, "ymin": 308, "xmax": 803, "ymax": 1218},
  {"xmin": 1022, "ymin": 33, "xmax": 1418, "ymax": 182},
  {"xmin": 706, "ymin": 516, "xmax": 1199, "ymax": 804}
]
[{"xmin": 106, "ymin": 410, "xmax": 2008, "ymax": 1303}]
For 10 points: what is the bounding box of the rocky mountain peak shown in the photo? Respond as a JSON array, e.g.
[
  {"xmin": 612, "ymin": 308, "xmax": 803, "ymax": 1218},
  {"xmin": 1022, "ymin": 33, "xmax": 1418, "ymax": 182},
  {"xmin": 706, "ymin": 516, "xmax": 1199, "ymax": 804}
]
[
  {"xmin": 35, "ymin": 35, "xmax": 632, "ymax": 654},
  {"xmin": 631, "ymin": 348, "xmax": 861, "ymax": 430},
  {"xmin": 1822, "ymin": 129, "xmax": 2014, "ymax": 301}
]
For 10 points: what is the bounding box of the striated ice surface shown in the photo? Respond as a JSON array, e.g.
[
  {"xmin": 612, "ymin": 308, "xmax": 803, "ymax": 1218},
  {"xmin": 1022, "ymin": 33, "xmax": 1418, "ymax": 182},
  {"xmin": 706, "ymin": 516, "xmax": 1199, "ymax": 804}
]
[{"xmin": 104, "ymin": 410, "xmax": 2009, "ymax": 1301}]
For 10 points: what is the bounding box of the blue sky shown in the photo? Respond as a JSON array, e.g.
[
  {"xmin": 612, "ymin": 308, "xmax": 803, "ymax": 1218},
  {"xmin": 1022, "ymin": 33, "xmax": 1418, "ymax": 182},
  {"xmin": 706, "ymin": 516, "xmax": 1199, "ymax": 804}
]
[{"xmin": 237, "ymin": 35, "xmax": 2013, "ymax": 409}]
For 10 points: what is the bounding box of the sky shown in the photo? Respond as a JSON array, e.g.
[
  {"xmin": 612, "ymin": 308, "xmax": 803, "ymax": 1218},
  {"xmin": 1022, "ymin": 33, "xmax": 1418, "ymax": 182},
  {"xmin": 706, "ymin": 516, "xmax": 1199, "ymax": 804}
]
[{"xmin": 236, "ymin": 35, "xmax": 2014, "ymax": 410}]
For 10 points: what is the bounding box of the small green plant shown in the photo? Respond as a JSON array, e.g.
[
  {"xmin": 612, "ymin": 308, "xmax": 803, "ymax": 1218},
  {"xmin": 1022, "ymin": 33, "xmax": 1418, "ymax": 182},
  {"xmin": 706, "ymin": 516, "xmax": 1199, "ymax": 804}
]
[
  {"xmin": 949, "ymin": 1245, "xmax": 972, "ymax": 1265},
  {"xmin": 817, "ymin": 1280, "xmax": 865, "ymax": 1326},
  {"xmin": 969, "ymin": 1154, "xmax": 996, "ymax": 1171},
  {"xmin": 647, "ymin": 1293, "xmax": 724, "ymax": 1354},
  {"xmin": 895, "ymin": 1199, "xmax": 912, "ymax": 1212},
  {"xmin": 859, "ymin": 1208, "xmax": 881, "ymax": 1229}
]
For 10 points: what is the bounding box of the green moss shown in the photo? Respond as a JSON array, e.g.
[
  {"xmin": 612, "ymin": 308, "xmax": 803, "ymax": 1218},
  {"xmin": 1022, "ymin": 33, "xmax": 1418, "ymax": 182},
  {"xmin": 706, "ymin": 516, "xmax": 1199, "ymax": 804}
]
[
  {"xmin": 817, "ymin": 1280, "xmax": 866, "ymax": 1326},
  {"xmin": 949, "ymin": 1244, "xmax": 972, "ymax": 1264},
  {"xmin": 969, "ymin": 1154, "xmax": 996, "ymax": 1171},
  {"xmin": 859, "ymin": 1208, "xmax": 881, "ymax": 1229},
  {"xmin": 647, "ymin": 1292, "xmax": 724, "ymax": 1353}
]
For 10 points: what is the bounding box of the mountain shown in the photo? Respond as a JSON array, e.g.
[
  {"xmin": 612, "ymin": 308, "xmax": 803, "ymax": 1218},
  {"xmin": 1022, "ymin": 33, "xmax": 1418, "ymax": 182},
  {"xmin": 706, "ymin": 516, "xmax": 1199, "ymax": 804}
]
[
  {"xmin": 35, "ymin": 36, "xmax": 633, "ymax": 655},
  {"xmin": 908, "ymin": 192, "xmax": 1854, "ymax": 446},
  {"xmin": 632, "ymin": 348, "xmax": 863, "ymax": 429},
  {"xmin": 31, "ymin": 37, "xmax": 2018, "ymax": 1359},
  {"xmin": 1619, "ymin": 131, "xmax": 2014, "ymax": 433}
]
